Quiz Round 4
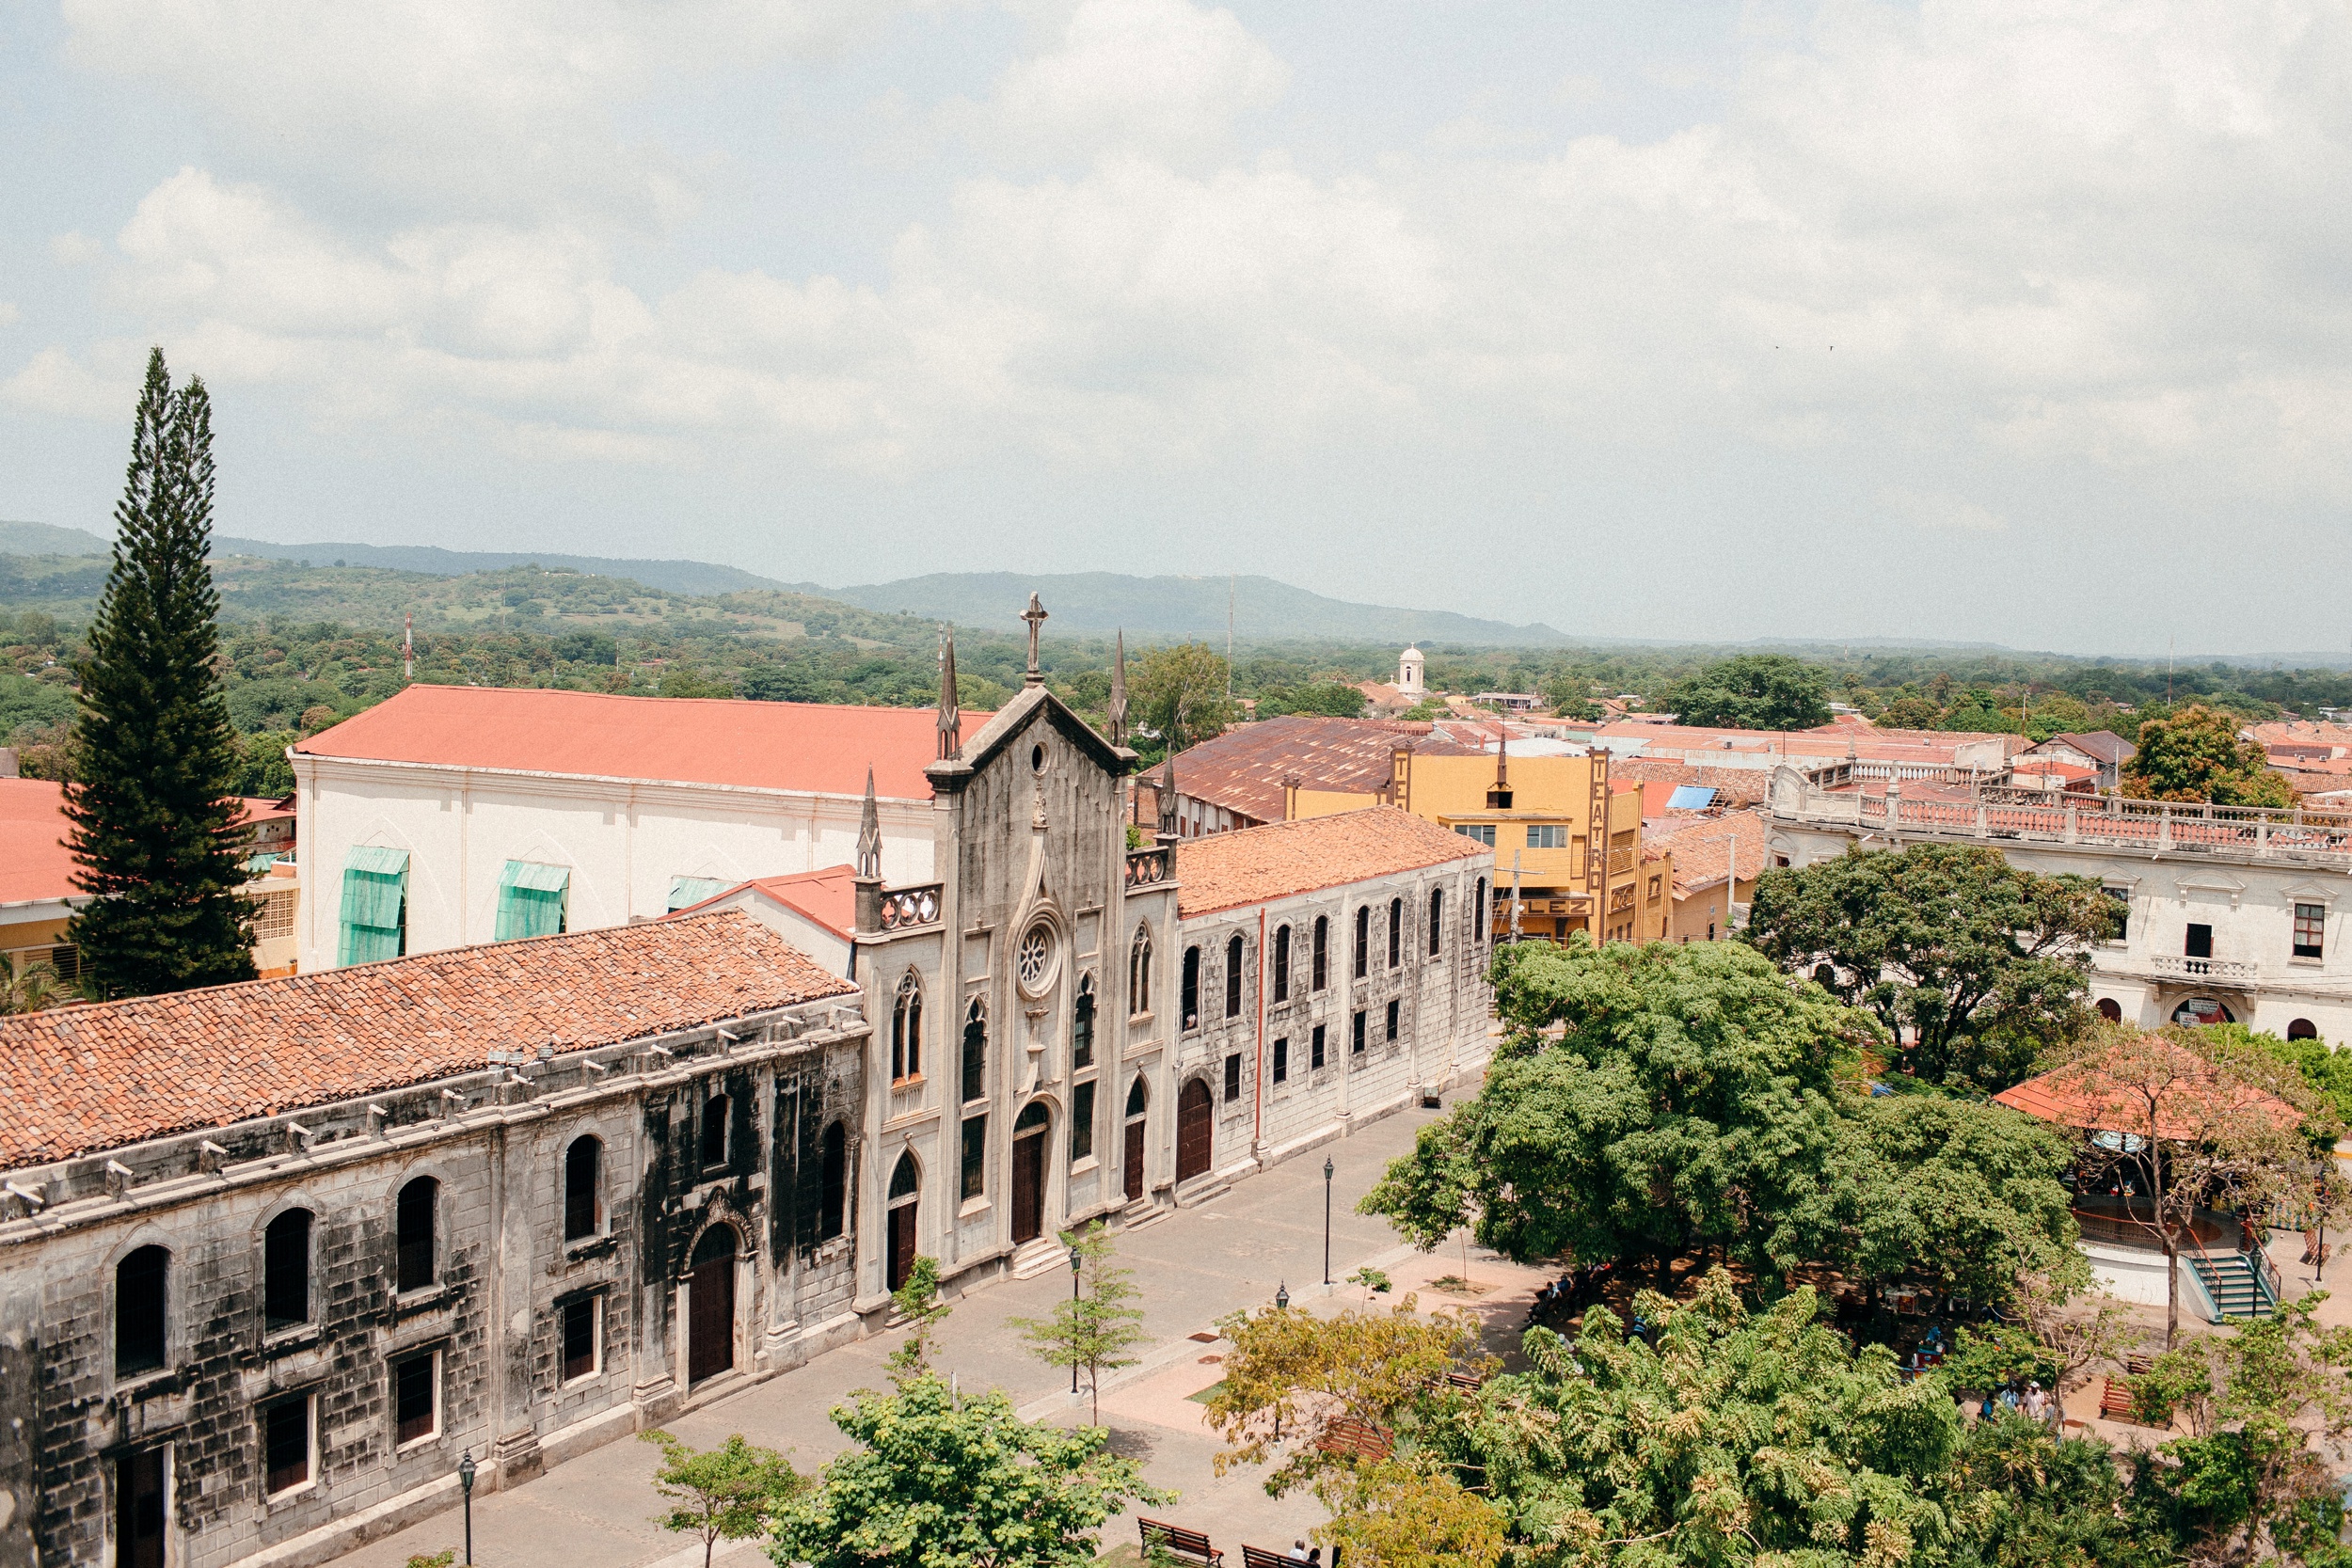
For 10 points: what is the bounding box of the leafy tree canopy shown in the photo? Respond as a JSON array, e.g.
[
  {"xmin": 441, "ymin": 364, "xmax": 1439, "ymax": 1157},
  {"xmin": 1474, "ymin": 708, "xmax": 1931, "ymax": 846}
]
[
  {"xmin": 765, "ymin": 1372, "xmax": 1167, "ymax": 1568},
  {"xmin": 2122, "ymin": 702, "xmax": 2296, "ymax": 807},
  {"xmin": 1130, "ymin": 641, "xmax": 1233, "ymax": 752},
  {"xmin": 1660, "ymin": 653, "xmax": 1833, "ymax": 730},
  {"xmin": 1742, "ymin": 842, "xmax": 2113, "ymax": 1090},
  {"xmin": 640, "ymin": 1431, "xmax": 804, "ymax": 1568}
]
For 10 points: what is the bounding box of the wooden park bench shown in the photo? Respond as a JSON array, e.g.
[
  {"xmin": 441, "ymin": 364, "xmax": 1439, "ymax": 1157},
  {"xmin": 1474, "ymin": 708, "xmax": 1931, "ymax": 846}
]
[
  {"xmin": 1445, "ymin": 1369, "xmax": 1486, "ymax": 1393},
  {"xmin": 1316, "ymin": 1417, "xmax": 1393, "ymax": 1461},
  {"xmin": 1140, "ymin": 1517, "xmax": 1224, "ymax": 1567},
  {"xmin": 1241, "ymin": 1547, "xmax": 1294, "ymax": 1568}
]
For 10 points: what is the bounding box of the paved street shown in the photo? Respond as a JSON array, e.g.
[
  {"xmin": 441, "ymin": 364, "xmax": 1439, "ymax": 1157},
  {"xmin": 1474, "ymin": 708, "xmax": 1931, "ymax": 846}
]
[{"xmin": 336, "ymin": 1097, "xmax": 1549, "ymax": 1568}]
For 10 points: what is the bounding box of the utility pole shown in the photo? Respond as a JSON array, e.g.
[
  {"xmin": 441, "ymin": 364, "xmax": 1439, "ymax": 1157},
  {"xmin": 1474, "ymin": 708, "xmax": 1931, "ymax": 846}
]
[
  {"xmin": 1226, "ymin": 574, "xmax": 1234, "ymax": 706},
  {"xmin": 1509, "ymin": 849, "xmax": 1523, "ymax": 943},
  {"xmin": 403, "ymin": 612, "xmax": 414, "ymax": 684}
]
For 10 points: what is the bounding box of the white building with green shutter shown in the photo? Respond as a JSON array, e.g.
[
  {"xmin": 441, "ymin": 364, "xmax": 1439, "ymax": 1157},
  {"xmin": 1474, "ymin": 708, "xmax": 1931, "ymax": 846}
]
[{"xmin": 292, "ymin": 685, "xmax": 958, "ymax": 972}]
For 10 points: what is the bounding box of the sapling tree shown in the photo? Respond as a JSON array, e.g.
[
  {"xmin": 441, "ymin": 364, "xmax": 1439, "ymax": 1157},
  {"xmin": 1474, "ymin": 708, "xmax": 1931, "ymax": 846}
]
[{"xmin": 1008, "ymin": 1223, "xmax": 1149, "ymax": 1424}]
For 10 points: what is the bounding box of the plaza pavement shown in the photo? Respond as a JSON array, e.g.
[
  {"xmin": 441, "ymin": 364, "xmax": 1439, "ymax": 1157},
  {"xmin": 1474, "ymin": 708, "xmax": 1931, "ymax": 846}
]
[{"xmin": 335, "ymin": 1096, "xmax": 1555, "ymax": 1568}]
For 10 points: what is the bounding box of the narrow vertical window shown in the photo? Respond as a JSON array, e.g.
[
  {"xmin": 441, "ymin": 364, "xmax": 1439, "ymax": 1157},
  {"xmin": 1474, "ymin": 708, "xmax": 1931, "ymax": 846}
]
[
  {"xmin": 1312, "ymin": 916, "xmax": 1328, "ymax": 990},
  {"xmin": 1310, "ymin": 1028, "xmax": 1324, "ymax": 1069},
  {"xmin": 561, "ymin": 1295, "xmax": 599, "ymax": 1383},
  {"xmin": 1181, "ymin": 946, "xmax": 1200, "ymax": 1026},
  {"xmin": 116, "ymin": 1244, "xmax": 168, "ymax": 1376},
  {"xmin": 1223, "ymin": 1053, "xmax": 1241, "ymax": 1101},
  {"xmin": 819, "ymin": 1121, "xmax": 848, "ymax": 1241},
  {"xmin": 960, "ymin": 1116, "xmax": 987, "ymax": 1201},
  {"xmin": 393, "ymin": 1350, "xmax": 438, "ymax": 1445},
  {"xmin": 2295, "ymin": 903, "xmax": 2325, "ymax": 959},
  {"xmin": 1387, "ymin": 999, "xmax": 1400, "ymax": 1041},
  {"xmin": 701, "ymin": 1092, "xmax": 731, "ymax": 1168},
  {"xmin": 1129, "ymin": 927, "xmax": 1152, "ymax": 1017},
  {"xmin": 264, "ymin": 1210, "xmax": 313, "ymax": 1330},
  {"xmin": 962, "ymin": 1000, "xmax": 987, "ymax": 1103},
  {"xmin": 1388, "ymin": 897, "xmax": 1402, "ymax": 968},
  {"xmin": 893, "ymin": 973, "xmax": 924, "ymax": 1081},
  {"xmin": 1072, "ymin": 1081, "xmax": 1096, "ymax": 1163},
  {"xmin": 1225, "ymin": 933, "xmax": 1244, "ymax": 1019},
  {"xmin": 1073, "ymin": 976, "xmax": 1096, "ymax": 1069},
  {"xmin": 1274, "ymin": 1037, "xmax": 1290, "ymax": 1083},
  {"xmin": 564, "ymin": 1136, "xmax": 602, "ymax": 1241},
  {"xmin": 1353, "ymin": 907, "xmax": 1369, "ymax": 979},
  {"xmin": 1428, "ymin": 888, "xmax": 1443, "ymax": 956},
  {"xmin": 396, "ymin": 1177, "xmax": 437, "ymax": 1292},
  {"xmin": 1273, "ymin": 926, "xmax": 1291, "ymax": 1001},
  {"xmin": 1475, "ymin": 879, "xmax": 1488, "ymax": 942},
  {"xmin": 1352, "ymin": 1010, "xmax": 1366, "ymax": 1054},
  {"xmin": 263, "ymin": 1394, "xmax": 312, "ymax": 1495}
]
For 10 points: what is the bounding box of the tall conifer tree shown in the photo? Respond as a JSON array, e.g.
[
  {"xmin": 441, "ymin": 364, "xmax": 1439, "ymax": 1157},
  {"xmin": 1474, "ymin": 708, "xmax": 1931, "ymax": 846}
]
[{"xmin": 63, "ymin": 349, "xmax": 256, "ymax": 998}]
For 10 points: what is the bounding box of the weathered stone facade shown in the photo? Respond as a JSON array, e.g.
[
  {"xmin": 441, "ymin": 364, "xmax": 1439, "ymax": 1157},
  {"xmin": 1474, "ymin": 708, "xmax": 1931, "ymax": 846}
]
[{"xmin": 0, "ymin": 928, "xmax": 864, "ymax": 1568}]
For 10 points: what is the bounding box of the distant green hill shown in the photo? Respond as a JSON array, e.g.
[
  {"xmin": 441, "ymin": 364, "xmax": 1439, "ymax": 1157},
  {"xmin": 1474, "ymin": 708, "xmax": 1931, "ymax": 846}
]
[
  {"xmin": 829, "ymin": 571, "xmax": 1569, "ymax": 647},
  {"xmin": 0, "ymin": 519, "xmax": 110, "ymax": 557}
]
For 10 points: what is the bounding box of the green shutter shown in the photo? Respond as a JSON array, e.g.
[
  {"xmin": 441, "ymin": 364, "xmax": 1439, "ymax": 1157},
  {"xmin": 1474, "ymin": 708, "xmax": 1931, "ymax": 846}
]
[
  {"xmin": 666, "ymin": 875, "xmax": 732, "ymax": 912},
  {"xmin": 337, "ymin": 847, "xmax": 409, "ymax": 966},
  {"xmin": 495, "ymin": 861, "xmax": 570, "ymax": 941}
]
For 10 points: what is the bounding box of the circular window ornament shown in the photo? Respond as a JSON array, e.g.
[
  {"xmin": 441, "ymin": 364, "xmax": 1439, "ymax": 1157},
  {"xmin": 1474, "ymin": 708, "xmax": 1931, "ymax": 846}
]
[
  {"xmin": 1031, "ymin": 742, "xmax": 1048, "ymax": 773},
  {"xmin": 1016, "ymin": 924, "xmax": 1058, "ymax": 997}
]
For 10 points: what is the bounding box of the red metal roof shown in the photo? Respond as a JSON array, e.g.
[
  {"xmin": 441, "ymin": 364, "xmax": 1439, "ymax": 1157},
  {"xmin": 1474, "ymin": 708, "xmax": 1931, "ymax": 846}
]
[
  {"xmin": 2, "ymin": 783, "xmax": 294, "ymax": 908},
  {"xmin": 294, "ymin": 685, "xmax": 972, "ymax": 800},
  {"xmin": 672, "ymin": 866, "xmax": 860, "ymax": 941}
]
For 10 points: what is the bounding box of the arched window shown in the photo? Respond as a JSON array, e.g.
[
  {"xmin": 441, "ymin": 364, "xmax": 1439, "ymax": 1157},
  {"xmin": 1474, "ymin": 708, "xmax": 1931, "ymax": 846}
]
[
  {"xmin": 1428, "ymin": 888, "xmax": 1443, "ymax": 956},
  {"xmin": 1129, "ymin": 926, "xmax": 1152, "ymax": 1017},
  {"xmin": 264, "ymin": 1210, "xmax": 312, "ymax": 1330},
  {"xmin": 1126, "ymin": 1074, "xmax": 1148, "ymax": 1118},
  {"xmin": 396, "ymin": 1177, "xmax": 437, "ymax": 1292},
  {"xmin": 1353, "ymin": 906, "xmax": 1370, "ymax": 979},
  {"xmin": 1181, "ymin": 945, "xmax": 1200, "ymax": 1028},
  {"xmin": 2097, "ymin": 998, "xmax": 2123, "ymax": 1022},
  {"xmin": 890, "ymin": 1150, "xmax": 920, "ymax": 1202},
  {"xmin": 1388, "ymin": 897, "xmax": 1403, "ymax": 967},
  {"xmin": 564, "ymin": 1136, "xmax": 602, "ymax": 1241},
  {"xmin": 1312, "ymin": 916, "xmax": 1328, "ymax": 990},
  {"xmin": 116, "ymin": 1244, "xmax": 169, "ymax": 1376},
  {"xmin": 962, "ymin": 999, "xmax": 987, "ymax": 1103},
  {"xmin": 2289, "ymin": 1018, "xmax": 2320, "ymax": 1041},
  {"xmin": 892, "ymin": 973, "xmax": 923, "ymax": 1082},
  {"xmin": 701, "ymin": 1092, "xmax": 730, "ymax": 1169},
  {"xmin": 1015, "ymin": 1101, "xmax": 1050, "ymax": 1135},
  {"xmin": 1273, "ymin": 926, "xmax": 1291, "ymax": 1002},
  {"xmin": 1225, "ymin": 933, "xmax": 1245, "ymax": 1019},
  {"xmin": 819, "ymin": 1121, "xmax": 847, "ymax": 1241},
  {"xmin": 1073, "ymin": 975, "xmax": 1097, "ymax": 1068}
]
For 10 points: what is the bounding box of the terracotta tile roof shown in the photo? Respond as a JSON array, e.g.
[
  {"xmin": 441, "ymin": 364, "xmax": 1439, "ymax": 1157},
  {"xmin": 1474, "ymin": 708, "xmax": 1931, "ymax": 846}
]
[
  {"xmin": 1175, "ymin": 807, "xmax": 1490, "ymax": 917},
  {"xmin": 1643, "ymin": 808, "xmax": 1767, "ymax": 892},
  {"xmin": 1607, "ymin": 758, "xmax": 1772, "ymax": 807},
  {"xmin": 0, "ymin": 911, "xmax": 854, "ymax": 1170},
  {"xmin": 1994, "ymin": 1042, "xmax": 2300, "ymax": 1140},
  {"xmin": 672, "ymin": 865, "xmax": 860, "ymax": 940},
  {"xmin": 1171, "ymin": 716, "xmax": 1482, "ymax": 824},
  {"xmin": 294, "ymin": 685, "xmax": 982, "ymax": 800},
  {"xmin": 2035, "ymin": 731, "xmax": 2137, "ymax": 766},
  {"xmin": 1, "ymin": 784, "xmax": 296, "ymax": 908}
]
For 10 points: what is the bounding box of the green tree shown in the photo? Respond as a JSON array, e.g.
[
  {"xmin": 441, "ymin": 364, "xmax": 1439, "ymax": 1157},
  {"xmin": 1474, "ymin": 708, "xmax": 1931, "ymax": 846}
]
[
  {"xmin": 765, "ymin": 1372, "xmax": 1168, "ymax": 1568},
  {"xmin": 1877, "ymin": 690, "xmax": 1943, "ymax": 730},
  {"xmin": 1742, "ymin": 843, "xmax": 2115, "ymax": 1089},
  {"xmin": 2123, "ymin": 703, "xmax": 2296, "ymax": 807},
  {"xmin": 63, "ymin": 349, "xmax": 257, "ymax": 1000},
  {"xmin": 1007, "ymin": 1222, "xmax": 1149, "ymax": 1424},
  {"xmin": 1131, "ymin": 641, "xmax": 1233, "ymax": 752},
  {"xmin": 1660, "ymin": 653, "xmax": 1832, "ymax": 730},
  {"xmin": 640, "ymin": 1431, "xmax": 805, "ymax": 1568},
  {"xmin": 884, "ymin": 1254, "xmax": 951, "ymax": 1379}
]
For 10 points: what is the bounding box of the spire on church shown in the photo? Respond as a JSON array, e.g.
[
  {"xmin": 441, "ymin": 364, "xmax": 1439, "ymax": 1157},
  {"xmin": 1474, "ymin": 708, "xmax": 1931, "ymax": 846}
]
[
  {"xmin": 1106, "ymin": 629, "xmax": 1129, "ymax": 746},
  {"xmin": 855, "ymin": 767, "xmax": 882, "ymax": 880},
  {"xmin": 936, "ymin": 627, "xmax": 961, "ymax": 760},
  {"xmin": 1157, "ymin": 746, "xmax": 1179, "ymax": 843},
  {"xmin": 1022, "ymin": 593, "xmax": 1048, "ymax": 686},
  {"xmin": 1486, "ymin": 725, "xmax": 1513, "ymax": 810}
]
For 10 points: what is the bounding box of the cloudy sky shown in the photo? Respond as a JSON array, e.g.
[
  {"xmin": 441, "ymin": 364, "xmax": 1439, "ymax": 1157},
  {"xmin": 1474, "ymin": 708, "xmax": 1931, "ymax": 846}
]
[{"xmin": 2, "ymin": 1, "xmax": 2347, "ymax": 655}]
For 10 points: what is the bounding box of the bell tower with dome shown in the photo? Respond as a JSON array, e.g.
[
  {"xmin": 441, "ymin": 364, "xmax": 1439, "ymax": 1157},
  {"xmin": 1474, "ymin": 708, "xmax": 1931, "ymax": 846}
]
[{"xmin": 1397, "ymin": 643, "xmax": 1425, "ymax": 697}]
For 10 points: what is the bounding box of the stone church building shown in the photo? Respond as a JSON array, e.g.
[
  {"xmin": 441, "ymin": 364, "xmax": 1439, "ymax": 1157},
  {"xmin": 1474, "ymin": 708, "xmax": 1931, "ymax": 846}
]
[{"xmin": 0, "ymin": 598, "xmax": 1496, "ymax": 1568}]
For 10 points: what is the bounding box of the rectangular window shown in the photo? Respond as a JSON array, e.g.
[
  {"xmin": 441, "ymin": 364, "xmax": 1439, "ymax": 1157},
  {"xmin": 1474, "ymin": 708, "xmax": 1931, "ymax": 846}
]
[
  {"xmin": 263, "ymin": 1393, "xmax": 312, "ymax": 1495},
  {"xmin": 2104, "ymin": 887, "xmax": 2131, "ymax": 942},
  {"xmin": 252, "ymin": 889, "xmax": 298, "ymax": 942},
  {"xmin": 1525, "ymin": 825, "xmax": 1568, "ymax": 849},
  {"xmin": 1311, "ymin": 1024, "xmax": 1327, "ymax": 1069},
  {"xmin": 960, "ymin": 1116, "xmax": 987, "ymax": 1202},
  {"xmin": 1221, "ymin": 1053, "xmax": 1241, "ymax": 1101},
  {"xmin": 2185, "ymin": 923, "xmax": 2214, "ymax": 959},
  {"xmin": 1274, "ymin": 1037, "xmax": 1290, "ymax": 1084},
  {"xmin": 117, "ymin": 1448, "xmax": 167, "ymax": 1568},
  {"xmin": 1273, "ymin": 927, "xmax": 1291, "ymax": 1002},
  {"xmin": 1386, "ymin": 999, "xmax": 1400, "ymax": 1042},
  {"xmin": 1352, "ymin": 1011, "xmax": 1366, "ymax": 1054},
  {"xmin": 666, "ymin": 875, "xmax": 731, "ymax": 912},
  {"xmin": 495, "ymin": 860, "xmax": 570, "ymax": 941},
  {"xmin": 336, "ymin": 845, "xmax": 409, "ymax": 965},
  {"xmin": 1454, "ymin": 824, "xmax": 1497, "ymax": 847},
  {"xmin": 2296, "ymin": 903, "xmax": 2326, "ymax": 959},
  {"xmin": 1071, "ymin": 1081, "xmax": 1096, "ymax": 1163},
  {"xmin": 394, "ymin": 1351, "xmax": 438, "ymax": 1446},
  {"xmin": 561, "ymin": 1295, "xmax": 599, "ymax": 1384}
]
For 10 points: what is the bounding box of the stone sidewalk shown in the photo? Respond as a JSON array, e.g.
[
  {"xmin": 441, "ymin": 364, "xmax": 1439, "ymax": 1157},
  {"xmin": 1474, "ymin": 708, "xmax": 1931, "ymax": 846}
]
[{"xmin": 334, "ymin": 1098, "xmax": 1546, "ymax": 1567}]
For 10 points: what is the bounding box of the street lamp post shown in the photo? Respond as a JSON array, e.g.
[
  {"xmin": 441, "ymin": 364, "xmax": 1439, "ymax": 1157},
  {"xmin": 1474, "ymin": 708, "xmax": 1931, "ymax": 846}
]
[
  {"xmin": 1069, "ymin": 1243, "xmax": 1085, "ymax": 1396},
  {"xmin": 1323, "ymin": 1157, "xmax": 1334, "ymax": 1289},
  {"xmin": 1271, "ymin": 1284, "xmax": 1290, "ymax": 1440},
  {"xmin": 457, "ymin": 1449, "xmax": 477, "ymax": 1566}
]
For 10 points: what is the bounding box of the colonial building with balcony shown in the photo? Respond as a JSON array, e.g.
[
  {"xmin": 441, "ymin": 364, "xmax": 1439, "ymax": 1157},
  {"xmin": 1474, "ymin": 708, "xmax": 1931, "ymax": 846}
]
[{"xmin": 1768, "ymin": 764, "xmax": 2352, "ymax": 1044}]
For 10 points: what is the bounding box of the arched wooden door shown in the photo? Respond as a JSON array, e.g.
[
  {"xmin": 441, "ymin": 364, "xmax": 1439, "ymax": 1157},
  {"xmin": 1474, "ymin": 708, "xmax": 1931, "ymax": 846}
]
[
  {"xmin": 687, "ymin": 1224, "xmax": 738, "ymax": 1385},
  {"xmin": 1011, "ymin": 1102, "xmax": 1049, "ymax": 1244},
  {"xmin": 1176, "ymin": 1078, "xmax": 1213, "ymax": 1183},
  {"xmin": 1122, "ymin": 1075, "xmax": 1148, "ymax": 1202},
  {"xmin": 886, "ymin": 1152, "xmax": 919, "ymax": 1291}
]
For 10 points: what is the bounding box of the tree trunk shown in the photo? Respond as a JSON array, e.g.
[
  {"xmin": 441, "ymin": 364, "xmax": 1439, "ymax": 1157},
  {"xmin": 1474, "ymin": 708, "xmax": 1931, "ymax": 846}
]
[{"xmin": 2163, "ymin": 1230, "xmax": 2179, "ymax": 1350}]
